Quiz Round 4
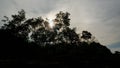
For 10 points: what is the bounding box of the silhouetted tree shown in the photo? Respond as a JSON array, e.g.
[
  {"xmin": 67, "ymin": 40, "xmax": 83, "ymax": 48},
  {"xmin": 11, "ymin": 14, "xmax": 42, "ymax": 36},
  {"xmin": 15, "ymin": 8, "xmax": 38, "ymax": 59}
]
[
  {"xmin": 81, "ymin": 31, "xmax": 92, "ymax": 40},
  {"xmin": 1, "ymin": 9, "xmax": 30, "ymax": 40},
  {"xmin": 1, "ymin": 10, "xmax": 119, "ymax": 68}
]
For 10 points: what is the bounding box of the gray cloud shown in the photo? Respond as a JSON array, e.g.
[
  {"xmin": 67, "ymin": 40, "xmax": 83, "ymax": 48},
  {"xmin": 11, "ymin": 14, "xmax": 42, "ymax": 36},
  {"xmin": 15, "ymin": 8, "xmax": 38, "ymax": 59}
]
[
  {"xmin": 0, "ymin": 0, "xmax": 120, "ymax": 51},
  {"xmin": 53, "ymin": 0, "xmax": 120, "ymax": 46},
  {"xmin": 107, "ymin": 42, "xmax": 120, "ymax": 52}
]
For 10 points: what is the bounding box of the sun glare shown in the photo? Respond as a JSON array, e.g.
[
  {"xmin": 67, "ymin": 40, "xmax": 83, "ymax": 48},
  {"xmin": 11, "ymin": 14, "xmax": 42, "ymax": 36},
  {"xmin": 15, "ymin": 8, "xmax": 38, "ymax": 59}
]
[{"xmin": 48, "ymin": 19, "xmax": 54, "ymax": 28}]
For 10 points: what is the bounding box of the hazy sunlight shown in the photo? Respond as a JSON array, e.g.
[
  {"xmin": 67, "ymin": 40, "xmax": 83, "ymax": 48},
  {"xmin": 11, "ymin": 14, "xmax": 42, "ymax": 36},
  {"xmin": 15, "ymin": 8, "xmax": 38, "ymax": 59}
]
[{"xmin": 48, "ymin": 19, "xmax": 55, "ymax": 28}]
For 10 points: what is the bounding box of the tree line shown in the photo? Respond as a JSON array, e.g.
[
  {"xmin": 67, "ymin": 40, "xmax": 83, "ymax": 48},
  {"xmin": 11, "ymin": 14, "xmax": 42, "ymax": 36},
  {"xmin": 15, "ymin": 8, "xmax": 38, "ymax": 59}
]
[{"xmin": 0, "ymin": 10, "xmax": 119, "ymax": 68}]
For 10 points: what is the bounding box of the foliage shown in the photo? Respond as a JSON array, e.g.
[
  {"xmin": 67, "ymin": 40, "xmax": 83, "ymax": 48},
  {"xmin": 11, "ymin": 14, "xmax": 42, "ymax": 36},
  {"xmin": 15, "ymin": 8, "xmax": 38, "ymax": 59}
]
[{"xmin": 0, "ymin": 10, "xmax": 120, "ymax": 68}]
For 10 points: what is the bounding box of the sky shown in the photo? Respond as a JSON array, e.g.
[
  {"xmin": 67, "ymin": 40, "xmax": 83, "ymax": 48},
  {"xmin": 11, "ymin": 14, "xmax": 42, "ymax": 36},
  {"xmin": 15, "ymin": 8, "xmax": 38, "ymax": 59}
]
[{"xmin": 0, "ymin": 0, "xmax": 120, "ymax": 52}]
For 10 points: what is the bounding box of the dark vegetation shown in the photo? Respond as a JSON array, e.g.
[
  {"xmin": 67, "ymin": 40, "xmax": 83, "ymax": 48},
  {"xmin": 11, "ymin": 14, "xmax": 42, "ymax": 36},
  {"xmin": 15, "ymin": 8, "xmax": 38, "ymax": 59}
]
[{"xmin": 0, "ymin": 10, "xmax": 120, "ymax": 67}]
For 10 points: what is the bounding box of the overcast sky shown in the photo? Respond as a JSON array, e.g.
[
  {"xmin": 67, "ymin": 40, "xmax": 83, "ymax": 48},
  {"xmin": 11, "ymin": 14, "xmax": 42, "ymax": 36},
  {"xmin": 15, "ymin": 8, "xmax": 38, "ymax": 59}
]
[{"xmin": 0, "ymin": 0, "xmax": 120, "ymax": 52}]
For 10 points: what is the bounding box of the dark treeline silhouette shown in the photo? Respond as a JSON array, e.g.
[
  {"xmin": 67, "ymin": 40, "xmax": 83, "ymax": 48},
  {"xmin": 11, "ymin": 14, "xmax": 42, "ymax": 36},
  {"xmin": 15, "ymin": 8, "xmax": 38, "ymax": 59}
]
[{"xmin": 0, "ymin": 10, "xmax": 120, "ymax": 67}]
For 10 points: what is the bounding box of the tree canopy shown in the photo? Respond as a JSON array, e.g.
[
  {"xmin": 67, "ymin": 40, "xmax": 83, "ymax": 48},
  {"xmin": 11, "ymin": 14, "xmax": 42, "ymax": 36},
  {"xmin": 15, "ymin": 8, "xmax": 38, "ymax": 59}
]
[
  {"xmin": 0, "ymin": 10, "xmax": 119, "ymax": 67},
  {"xmin": 1, "ymin": 10, "xmax": 98, "ymax": 46}
]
